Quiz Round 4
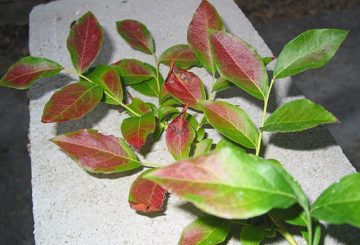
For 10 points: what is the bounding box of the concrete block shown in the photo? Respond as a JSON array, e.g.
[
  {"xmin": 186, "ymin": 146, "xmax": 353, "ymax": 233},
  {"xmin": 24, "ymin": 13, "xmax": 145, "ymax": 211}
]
[{"xmin": 28, "ymin": 0, "xmax": 356, "ymax": 244}]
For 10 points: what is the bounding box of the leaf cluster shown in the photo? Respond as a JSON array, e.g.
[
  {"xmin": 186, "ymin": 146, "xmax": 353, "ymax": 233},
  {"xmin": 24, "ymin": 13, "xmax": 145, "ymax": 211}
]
[{"xmin": 1, "ymin": 1, "xmax": 358, "ymax": 244}]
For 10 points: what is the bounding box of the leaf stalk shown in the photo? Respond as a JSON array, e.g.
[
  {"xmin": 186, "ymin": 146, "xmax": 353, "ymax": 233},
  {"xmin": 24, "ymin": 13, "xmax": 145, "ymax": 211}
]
[{"xmin": 269, "ymin": 215, "xmax": 299, "ymax": 245}]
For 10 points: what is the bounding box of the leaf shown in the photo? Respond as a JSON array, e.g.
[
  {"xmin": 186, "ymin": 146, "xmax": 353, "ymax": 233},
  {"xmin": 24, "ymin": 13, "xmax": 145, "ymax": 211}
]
[
  {"xmin": 0, "ymin": 56, "xmax": 62, "ymax": 89},
  {"xmin": 301, "ymin": 220, "xmax": 322, "ymax": 245},
  {"xmin": 116, "ymin": 19, "xmax": 154, "ymax": 54},
  {"xmin": 51, "ymin": 129, "xmax": 140, "ymax": 173},
  {"xmin": 187, "ymin": 0, "xmax": 225, "ymax": 73},
  {"xmin": 129, "ymin": 67, "xmax": 163, "ymax": 98},
  {"xmin": 127, "ymin": 97, "xmax": 152, "ymax": 116},
  {"xmin": 274, "ymin": 29, "xmax": 348, "ymax": 79},
  {"xmin": 262, "ymin": 99, "xmax": 337, "ymax": 132},
  {"xmin": 67, "ymin": 11, "xmax": 103, "ymax": 73},
  {"xmin": 121, "ymin": 111, "xmax": 156, "ymax": 151},
  {"xmin": 42, "ymin": 82, "xmax": 103, "ymax": 123},
  {"xmin": 129, "ymin": 169, "xmax": 167, "ymax": 213},
  {"xmin": 164, "ymin": 61, "xmax": 206, "ymax": 109},
  {"xmin": 213, "ymin": 76, "xmax": 234, "ymax": 92},
  {"xmin": 240, "ymin": 225, "xmax": 265, "ymax": 245},
  {"xmin": 159, "ymin": 44, "xmax": 201, "ymax": 69},
  {"xmin": 215, "ymin": 138, "xmax": 245, "ymax": 153},
  {"xmin": 178, "ymin": 215, "xmax": 231, "ymax": 245},
  {"xmin": 194, "ymin": 139, "xmax": 213, "ymax": 157},
  {"xmin": 311, "ymin": 173, "xmax": 360, "ymax": 228},
  {"xmin": 270, "ymin": 204, "xmax": 308, "ymax": 227},
  {"xmin": 196, "ymin": 128, "xmax": 205, "ymax": 141},
  {"xmin": 262, "ymin": 56, "xmax": 276, "ymax": 66},
  {"xmin": 166, "ymin": 105, "xmax": 195, "ymax": 160},
  {"xmin": 86, "ymin": 64, "xmax": 123, "ymax": 105},
  {"xmin": 158, "ymin": 106, "xmax": 180, "ymax": 121},
  {"xmin": 145, "ymin": 147, "xmax": 307, "ymax": 219},
  {"xmin": 112, "ymin": 59, "xmax": 155, "ymax": 85},
  {"xmin": 209, "ymin": 30, "xmax": 269, "ymax": 100},
  {"xmin": 199, "ymin": 100, "xmax": 258, "ymax": 149}
]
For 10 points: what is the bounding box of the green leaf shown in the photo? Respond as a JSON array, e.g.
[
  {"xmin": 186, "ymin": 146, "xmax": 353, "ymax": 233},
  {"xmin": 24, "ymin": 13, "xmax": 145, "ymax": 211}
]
[
  {"xmin": 270, "ymin": 204, "xmax": 308, "ymax": 227},
  {"xmin": 112, "ymin": 59, "xmax": 155, "ymax": 85},
  {"xmin": 145, "ymin": 147, "xmax": 307, "ymax": 219},
  {"xmin": 126, "ymin": 97, "xmax": 152, "ymax": 116},
  {"xmin": 262, "ymin": 56, "xmax": 275, "ymax": 66},
  {"xmin": 51, "ymin": 129, "xmax": 140, "ymax": 173},
  {"xmin": 178, "ymin": 215, "xmax": 231, "ymax": 245},
  {"xmin": 274, "ymin": 29, "xmax": 348, "ymax": 79},
  {"xmin": 42, "ymin": 82, "xmax": 103, "ymax": 123},
  {"xmin": 301, "ymin": 220, "xmax": 322, "ymax": 245},
  {"xmin": 209, "ymin": 29, "xmax": 269, "ymax": 100},
  {"xmin": 199, "ymin": 100, "xmax": 258, "ymax": 149},
  {"xmin": 240, "ymin": 225, "xmax": 265, "ymax": 245},
  {"xmin": 215, "ymin": 138, "xmax": 245, "ymax": 153},
  {"xmin": 311, "ymin": 173, "xmax": 360, "ymax": 228},
  {"xmin": 128, "ymin": 63, "xmax": 163, "ymax": 97},
  {"xmin": 196, "ymin": 128, "xmax": 205, "ymax": 141},
  {"xmin": 194, "ymin": 139, "xmax": 213, "ymax": 157},
  {"xmin": 212, "ymin": 76, "xmax": 234, "ymax": 92},
  {"xmin": 67, "ymin": 11, "xmax": 103, "ymax": 73},
  {"xmin": 158, "ymin": 106, "xmax": 180, "ymax": 121},
  {"xmin": 262, "ymin": 99, "xmax": 338, "ymax": 132},
  {"xmin": 0, "ymin": 56, "xmax": 62, "ymax": 89},
  {"xmin": 121, "ymin": 112, "xmax": 156, "ymax": 151},
  {"xmin": 86, "ymin": 64, "xmax": 123, "ymax": 105},
  {"xmin": 116, "ymin": 19, "xmax": 154, "ymax": 54},
  {"xmin": 159, "ymin": 44, "xmax": 201, "ymax": 69}
]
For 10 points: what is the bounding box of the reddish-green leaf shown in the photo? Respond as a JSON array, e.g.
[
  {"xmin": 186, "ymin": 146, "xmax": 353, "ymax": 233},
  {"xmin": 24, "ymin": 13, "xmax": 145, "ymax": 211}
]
[
  {"xmin": 166, "ymin": 104, "xmax": 195, "ymax": 160},
  {"xmin": 187, "ymin": 0, "xmax": 225, "ymax": 73},
  {"xmin": 164, "ymin": 60, "xmax": 206, "ymax": 109},
  {"xmin": 199, "ymin": 100, "xmax": 258, "ymax": 149},
  {"xmin": 116, "ymin": 19, "xmax": 154, "ymax": 54},
  {"xmin": 209, "ymin": 30, "xmax": 269, "ymax": 100},
  {"xmin": 145, "ymin": 147, "xmax": 307, "ymax": 219},
  {"xmin": 194, "ymin": 139, "xmax": 213, "ymax": 157},
  {"xmin": 178, "ymin": 215, "xmax": 231, "ymax": 245},
  {"xmin": 159, "ymin": 44, "xmax": 201, "ymax": 69},
  {"xmin": 112, "ymin": 59, "xmax": 155, "ymax": 85},
  {"xmin": 42, "ymin": 82, "xmax": 103, "ymax": 123},
  {"xmin": 127, "ymin": 97, "xmax": 152, "ymax": 116},
  {"xmin": 86, "ymin": 64, "xmax": 123, "ymax": 105},
  {"xmin": 67, "ymin": 11, "xmax": 103, "ymax": 73},
  {"xmin": 51, "ymin": 129, "xmax": 140, "ymax": 173},
  {"xmin": 0, "ymin": 56, "xmax": 62, "ymax": 89},
  {"xmin": 121, "ymin": 112, "xmax": 156, "ymax": 151},
  {"xmin": 129, "ymin": 169, "xmax": 167, "ymax": 213}
]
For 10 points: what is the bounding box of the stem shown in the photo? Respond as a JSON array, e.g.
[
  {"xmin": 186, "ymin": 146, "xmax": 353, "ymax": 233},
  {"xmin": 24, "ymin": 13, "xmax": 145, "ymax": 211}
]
[
  {"xmin": 62, "ymin": 67, "xmax": 141, "ymax": 117},
  {"xmin": 255, "ymin": 77, "xmax": 276, "ymax": 156},
  {"xmin": 196, "ymin": 70, "xmax": 216, "ymax": 131},
  {"xmin": 152, "ymin": 52, "xmax": 161, "ymax": 93},
  {"xmin": 269, "ymin": 215, "xmax": 298, "ymax": 245},
  {"xmin": 141, "ymin": 162, "xmax": 164, "ymax": 168},
  {"xmin": 306, "ymin": 211, "xmax": 313, "ymax": 245}
]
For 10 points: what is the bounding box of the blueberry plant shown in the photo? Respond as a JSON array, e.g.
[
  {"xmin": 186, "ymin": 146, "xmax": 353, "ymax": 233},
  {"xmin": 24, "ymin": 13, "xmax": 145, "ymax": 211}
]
[{"xmin": 1, "ymin": 0, "xmax": 359, "ymax": 244}]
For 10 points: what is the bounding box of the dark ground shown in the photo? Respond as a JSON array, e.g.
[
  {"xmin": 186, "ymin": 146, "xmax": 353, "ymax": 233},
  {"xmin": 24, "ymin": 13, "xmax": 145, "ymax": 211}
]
[{"xmin": 0, "ymin": 0, "xmax": 359, "ymax": 244}]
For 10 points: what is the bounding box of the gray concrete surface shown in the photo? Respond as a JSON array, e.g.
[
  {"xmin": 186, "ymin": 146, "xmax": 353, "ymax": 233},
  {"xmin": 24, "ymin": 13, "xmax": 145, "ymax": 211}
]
[{"xmin": 26, "ymin": 0, "xmax": 357, "ymax": 244}]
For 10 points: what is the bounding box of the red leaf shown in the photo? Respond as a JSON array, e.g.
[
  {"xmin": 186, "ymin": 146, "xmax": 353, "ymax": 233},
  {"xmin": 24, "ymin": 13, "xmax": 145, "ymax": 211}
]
[
  {"xmin": 112, "ymin": 59, "xmax": 155, "ymax": 85},
  {"xmin": 129, "ymin": 169, "xmax": 167, "ymax": 213},
  {"xmin": 42, "ymin": 82, "xmax": 103, "ymax": 123},
  {"xmin": 51, "ymin": 129, "xmax": 141, "ymax": 173},
  {"xmin": 0, "ymin": 56, "xmax": 62, "ymax": 89},
  {"xmin": 209, "ymin": 30, "xmax": 269, "ymax": 100},
  {"xmin": 159, "ymin": 44, "xmax": 201, "ymax": 69},
  {"xmin": 187, "ymin": 0, "xmax": 225, "ymax": 73},
  {"xmin": 164, "ymin": 60, "xmax": 206, "ymax": 109},
  {"xmin": 87, "ymin": 64, "xmax": 123, "ymax": 105},
  {"xmin": 166, "ymin": 104, "xmax": 195, "ymax": 160},
  {"xmin": 121, "ymin": 112, "xmax": 156, "ymax": 151},
  {"xmin": 116, "ymin": 19, "xmax": 154, "ymax": 54},
  {"xmin": 67, "ymin": 11, "xmax": 104, "ymax": 73}
]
